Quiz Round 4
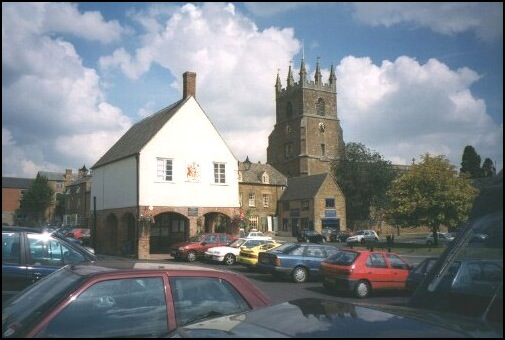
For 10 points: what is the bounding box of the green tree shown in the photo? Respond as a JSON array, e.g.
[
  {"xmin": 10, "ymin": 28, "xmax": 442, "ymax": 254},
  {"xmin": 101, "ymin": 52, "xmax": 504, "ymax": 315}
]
[
  {"xmin": 332, "ymin": 142, "xmax": 397, "ymax": 229},
  {"xmin": 482, "ymin": 158, "xmax": 496, "ymax": 177},
  {"xmin": 18, "ymin": 174, "xmax": 54, "ymax": 225},
  {"xmin": 460, "ymin": 145, "xmax": 483, "ymax": 178},
  {"xmin": 386, "ymin": 154, "xmax": 477, "ymax": 246}
]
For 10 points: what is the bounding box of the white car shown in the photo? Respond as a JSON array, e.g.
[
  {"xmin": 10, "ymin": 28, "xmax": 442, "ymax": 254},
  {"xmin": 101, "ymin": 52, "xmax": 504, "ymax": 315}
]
[
  {"xmin": 346, "ymin": 230, "xmax": 379, "ymax": 244},
  {"xmin": 426, "ymin": 232, "xmax": 454, "ymax": 245},
  {"xmin": 205, "ymin": 238, "xmax": 275, "ymax": 265},
  {"xmin": 245, "ymin": 231, "xmax": 272, "ymax": 240}
]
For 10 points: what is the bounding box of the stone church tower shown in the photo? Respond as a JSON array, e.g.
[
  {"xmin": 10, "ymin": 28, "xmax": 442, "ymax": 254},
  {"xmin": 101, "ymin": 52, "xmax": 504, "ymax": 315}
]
[{"xmin": 267, "ymin": 59, "xmax": 345, "ymax": 177}]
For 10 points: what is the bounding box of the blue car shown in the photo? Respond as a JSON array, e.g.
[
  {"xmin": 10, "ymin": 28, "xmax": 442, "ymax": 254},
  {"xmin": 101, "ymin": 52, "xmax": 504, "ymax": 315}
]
[
  {"xmin": 2, "ymin": 226, "xmax": 98, "ymax": 303},
  {"xmin": 257, "ymin": 242, "xmax": 337, "ymax": 283}
]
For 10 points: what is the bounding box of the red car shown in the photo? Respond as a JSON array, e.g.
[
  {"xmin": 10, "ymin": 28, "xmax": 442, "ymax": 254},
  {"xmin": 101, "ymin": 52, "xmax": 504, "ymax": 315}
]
[
  {"xmin": 1, "ymin": 261, "xmax": 271, "ymax": 338},
  {"xmin": 320, "ymin": 249, "xmax": 413, "ymax": 298},
  {"xmin": 170, "ymin": 233, "xmax": 234, "ymax": 262}
]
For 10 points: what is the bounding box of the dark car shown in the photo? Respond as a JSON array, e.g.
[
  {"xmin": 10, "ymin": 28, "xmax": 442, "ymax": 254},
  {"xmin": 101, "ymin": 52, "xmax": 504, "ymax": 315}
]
[
  {"xmin": 170, "ymin": 233, "xmax": 234, "ymax": 262},
  {"xmin": 330, "ymin": 230, "xmax": 351, "ymax": 242},
  {"xmin": 2, "ymin": 226, "xmax": 97, "ymax": 303},
  {"xmin": 257, "ymin": 242, "xmax": 337, "ymax": 283},
  {"xmin": 168, "ymin": 297, "xmax": 495, "ymax": 338},
  {"xmin": 296, "ymin": 230, "xmax": 326, "ymax": 244},
  {"xmin": 1, "ymin": 261, "xmax": 271, "ymax": 338},
  {"xmin": 405, "ymin": 257, "xmax": 438, "ymax": 292},
  {"xmin": 169, "ymin": 172, "xmax": 503, "ymax": 338}
]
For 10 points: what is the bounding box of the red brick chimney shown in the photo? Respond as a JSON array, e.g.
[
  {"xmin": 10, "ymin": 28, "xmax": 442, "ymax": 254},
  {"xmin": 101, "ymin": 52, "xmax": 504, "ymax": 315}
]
[{"xmin": 183, "ymin": 71, "xmax": 196, "ymax": 99}]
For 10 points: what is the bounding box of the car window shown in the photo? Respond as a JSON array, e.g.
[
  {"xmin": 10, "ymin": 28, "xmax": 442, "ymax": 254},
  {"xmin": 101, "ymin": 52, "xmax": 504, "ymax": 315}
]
[
  {"xmin": 387, "ymin": 254, "xmax": 409, "ymax": 270},
  {"xmin": 27, "ymin": 234, "xmax": 85, "ymax": 266},
  {"xmin": 205, "ymin": 235, "xmax": 218, "ymax": 244},
  {"xmin": 2, "ymin": 232, "xmax": 21, "ymax": 264},
  {"xmin": 325, "ymin": 246, "xmax": 338, "ymax": 258},
  {"xmin": 366, "ymin": 253, "xmax": 387, "ymax": 268},
  {"xmin": 305, "ymin": 246, "xmax": 324, "ymax": 257},
  {"xmin": 219, "ymin": 234, "xmax": 231, "ymax": 243},
  {"xmin": 170, "ymin": 277, "xmax": 250, "ymax": 327},
  {"xmin": 39, "ymin": 277, "xmax": 168, "ymax": 337}
]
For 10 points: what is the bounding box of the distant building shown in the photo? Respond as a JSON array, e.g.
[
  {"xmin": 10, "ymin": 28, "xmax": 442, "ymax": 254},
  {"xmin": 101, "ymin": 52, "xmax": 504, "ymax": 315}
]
[
  {"xmin": 2, "ymin": 177, "xmax": 33, "ymax": 225},
  {"xmin": 63, "ymin": 165, "xmax": 92, "ymax": 228},
  {"xmin": 37, "ymin": 169, "xmax": 75, "ymax": 223}
]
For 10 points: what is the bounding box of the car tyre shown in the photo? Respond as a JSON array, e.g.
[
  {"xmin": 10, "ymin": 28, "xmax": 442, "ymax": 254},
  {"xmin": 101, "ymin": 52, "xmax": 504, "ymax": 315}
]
[
  {"xmin": 292, "ymin": 266, "xmax": 308, "ymax": 283},
  {"xmin": 186, "ymin": 251, "xmax": 197, "ymax": 262},
  {"xmin": 224, "ymin": 253, "xmax": 236, "ymax": 265},
  {"xmin": 355, "ymin": 280, "xmax": 370, "ymax": 298}
]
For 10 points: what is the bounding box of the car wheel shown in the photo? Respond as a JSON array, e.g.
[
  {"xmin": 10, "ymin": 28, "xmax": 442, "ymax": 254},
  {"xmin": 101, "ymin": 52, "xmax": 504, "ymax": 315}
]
[
  {"xmin": 186, "ymin": 251, "xmax": 197, "ymax": 262},
  {"xmin": 224, "ymin": 253, "xmax": 235, "ymax": 265},
  {"xmin": 292, "ymin": 266, "xmax": 308, "ymax": 283},
  {"xmin": 355, "ymin": 280, "xmax": 370, "ymax": 298}
]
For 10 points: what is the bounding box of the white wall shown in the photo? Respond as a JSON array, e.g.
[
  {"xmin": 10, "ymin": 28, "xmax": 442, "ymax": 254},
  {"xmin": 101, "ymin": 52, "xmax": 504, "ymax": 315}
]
[
  {"xmin": 91, "ymin": 157, "xmax": 137, "ymax": 210},
  {"xmin": 139, "ymin": 98, "xmax": 240, "ymax": 208}
]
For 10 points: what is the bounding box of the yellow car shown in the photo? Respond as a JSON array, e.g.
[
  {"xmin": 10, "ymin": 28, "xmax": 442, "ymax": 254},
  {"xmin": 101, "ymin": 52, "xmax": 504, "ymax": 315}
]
[{"xmin": 237, "ymin": 241, "xmax": 283, "ymax": 270}]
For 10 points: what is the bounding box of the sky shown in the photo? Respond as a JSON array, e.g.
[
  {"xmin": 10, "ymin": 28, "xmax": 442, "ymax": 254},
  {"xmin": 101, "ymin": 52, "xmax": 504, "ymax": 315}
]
[{"xmin": 2, "ymin": 2, "xmax": 503, "ymax": 178}]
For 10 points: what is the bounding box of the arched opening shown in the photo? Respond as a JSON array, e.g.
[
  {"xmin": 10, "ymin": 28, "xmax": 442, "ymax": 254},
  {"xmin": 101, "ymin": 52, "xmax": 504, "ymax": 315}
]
[
  {"xmin": 105, "ymin": 213, "xmax": 118, "ymax": 255},
  {"xmin": 150, "ymin": 212, "xmax": 189, "ymax": 253},
  {"xmin": 203, "ymin": 212, "xmax": 233, "ymax": 235}
]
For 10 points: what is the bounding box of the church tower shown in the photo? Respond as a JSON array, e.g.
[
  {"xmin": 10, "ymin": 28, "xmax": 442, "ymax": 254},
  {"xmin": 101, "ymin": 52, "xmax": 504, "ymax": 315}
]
[{"xmin": 267, "ymin": 59, "xmax": 345, "ymax": 177}]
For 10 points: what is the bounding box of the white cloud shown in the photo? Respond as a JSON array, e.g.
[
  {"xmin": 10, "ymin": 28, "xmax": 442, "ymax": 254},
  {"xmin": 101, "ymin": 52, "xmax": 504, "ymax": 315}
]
[
  {"xmin": 100, "ymin": 2, "xmax": 300, "ymax": 163},
  {"xmin": 2, "ymin": 3, "xmax": 130, "ymax": 177},
  {"xmin": 352, "ymin": 3, "xmax": 503, "ymax": 42},
  {"xmin": 337, "ymin": 55, "xmax": 503, "ymax": 169}
]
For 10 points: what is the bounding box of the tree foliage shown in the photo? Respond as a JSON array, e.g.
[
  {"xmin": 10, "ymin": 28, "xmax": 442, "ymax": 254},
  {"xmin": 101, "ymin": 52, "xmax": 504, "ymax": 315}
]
[
  {"xmin": 386, "ymin": 154, "xmax": 478, "ymax": 245},
  {"xmin": 482, "ymin": 158, "xmax": 496, "ymax": 177},
  {"xmin": 460, "ymin": 145, "xmax": 483, "ymax": 178},
  {"xmin": 333, "ymin": 142, "xmax": 396, "ymax": 229},
  {"xmin": 17, "ymin": 174, "xmax": 54, "ymax": 225}
]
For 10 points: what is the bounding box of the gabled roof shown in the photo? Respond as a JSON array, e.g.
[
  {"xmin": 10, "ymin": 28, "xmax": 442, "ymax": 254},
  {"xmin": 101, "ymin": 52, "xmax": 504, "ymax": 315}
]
[
  {"xmin": 92, "ymin": 98, "xmax": 186, "ymax": 169},
  {"xmin": 240, "ymin": 162, "xmax": 287, "ymax": 186},
  {"xmin": 2, "ymin": 177, "xmax": 33, "ymax": 189},
  {"xmin": 279, "ymin": 173, "xmax": 329, "ymax": 201}
]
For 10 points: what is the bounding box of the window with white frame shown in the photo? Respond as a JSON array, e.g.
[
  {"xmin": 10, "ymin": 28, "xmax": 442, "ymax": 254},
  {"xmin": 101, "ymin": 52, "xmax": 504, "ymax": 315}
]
[
  {"xmin": 157, "ymin": 158, "xmax": 173, "ymax": 181},
  {"xmin": 214, "ymin": 162, "xmax": 226, "ymax": 184},
  {"xmin": 249, "ymin": 215, "xmax": 259, "ymax": 228},
  {"xmin": 261, "ymin": 172, "xmax": 269, "ymax": 184},
  {"xmin": 248, "ymin": 193, "xmax": 256, "ymax": 207},
  {"xmin": 262, "ymin": 194, "xmax": 269, "ymax": 208}
]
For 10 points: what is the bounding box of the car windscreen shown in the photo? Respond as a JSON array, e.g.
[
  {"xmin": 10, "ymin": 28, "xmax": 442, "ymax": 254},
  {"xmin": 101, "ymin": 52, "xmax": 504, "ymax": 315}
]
[
  {"xmin": 2, "ymin": 267, "xmax": 83, "ymax": 337},
  {"xmin": 325, "ymin": 250, "xmax": 359, "ymax": 265}
]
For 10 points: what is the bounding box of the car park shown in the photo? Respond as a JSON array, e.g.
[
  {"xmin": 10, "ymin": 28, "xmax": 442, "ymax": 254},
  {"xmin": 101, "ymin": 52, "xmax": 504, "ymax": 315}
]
[
  {"xmin": 320, "ymin": 249, "xmax": 413, "ymax": 298},
  {"xmin": 296, "ymin": 229, "xmax": 326, "ymax": 243},
  {"xmin": 170, "ymin": 233, "xmax": 234, "ymax": 262},
  {"xmin": 257, "ymin": 242, "xmax": 337, "ymax": 283},
  {"xmin": 1, "ymin": 261, "xmax": 271, "ymax": 338},
  {"xmin": 168, "ymin": 171, "xmax": 503, "ymax": 338},
  {"xmin": 236, "ymin": 241, "xmax": 283, "ymax": 270},
  {"xmin": 2, "ymin": 226, "xmax": 98, "ymax": 303},
  {"xmin": 425, "ymin": 232, "xmax": 454, "ymax": 245},
  {"xmin": 204, "ymin": 238, "xmax": 275, "ymax": 265},
  {"xmin": 346, "ymin": 229, "xmax": 379, "ymax": 244}
]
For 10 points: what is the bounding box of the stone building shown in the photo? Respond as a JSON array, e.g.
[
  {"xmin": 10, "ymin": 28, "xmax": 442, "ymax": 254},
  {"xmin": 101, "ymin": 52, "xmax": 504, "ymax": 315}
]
[
  {"xmin": 63, "ymin": 165, "xmax": 92, "ymax": 228},
  {"xmin": 2, "ymin": 177, "xmax": 33, "ymax": 225}
]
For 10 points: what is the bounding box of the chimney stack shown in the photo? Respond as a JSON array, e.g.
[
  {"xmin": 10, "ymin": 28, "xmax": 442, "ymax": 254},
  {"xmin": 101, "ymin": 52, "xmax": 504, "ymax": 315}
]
[{"xmin": 182, "ymin": 72, "xmax": 196, "ymax": 99}]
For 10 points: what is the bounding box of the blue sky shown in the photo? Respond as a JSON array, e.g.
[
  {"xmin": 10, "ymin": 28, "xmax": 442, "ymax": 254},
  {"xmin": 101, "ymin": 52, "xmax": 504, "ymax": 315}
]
[{"xmin": 2, "ymin": 2, "xmax": 503, "ymax": 178}]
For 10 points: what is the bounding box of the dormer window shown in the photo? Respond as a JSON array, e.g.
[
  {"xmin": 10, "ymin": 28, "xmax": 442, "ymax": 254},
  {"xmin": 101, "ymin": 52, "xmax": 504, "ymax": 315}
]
[{"xmin": 261, "ymin": 172, "xmax": 269, "ymax": 184}]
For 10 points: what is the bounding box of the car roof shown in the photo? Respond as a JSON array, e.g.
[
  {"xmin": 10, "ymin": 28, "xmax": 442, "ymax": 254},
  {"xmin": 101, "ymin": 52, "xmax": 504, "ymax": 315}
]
[{"xmin": 2, "ymin": 226, "xmax": 47, "ymax": 233}]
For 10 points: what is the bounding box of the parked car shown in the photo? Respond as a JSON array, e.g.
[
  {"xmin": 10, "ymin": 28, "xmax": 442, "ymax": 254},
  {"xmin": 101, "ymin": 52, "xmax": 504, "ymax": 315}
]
[
  {"xmin": 168, "ymin": 171, "xmax": 503, "ymax": 338},
  {"xmin": 204, "ymin": 238, "xmax": 275, "ymax": 265},
  {"xmin": 1, "ymin": 261, "xmax": 272, "ymax": 338},
  {"xmin": 425, "ymin": 232, "xmax": 454, "ymax": 245},
  {"xmin": 405, "ymin": 257, "xmax": 438, "ymax": 292},
  {"xmin": 330, "ymin": 230, "xmax": 352, "ymax": 242},
  {"xmin": 245, "ymin": 231, "xmax": 272, "ymax": 239},
  {"xmin": 296, "ymin": 229, "xmax": 326, "ymax": 243},
  {"xmin": 170, "ymin": 233, "xmax": 234, "ymax": 262},
  {"xmin": 257, "ymin": 243, "xmax": 337, "ymax": 283},
  {"xmin": 346, "ymin": 229, "xmax": 379, "ymax": 244},
  {"xmin": 236, "ymin": 241, "xmax": 283, "ymax": 270},
  {"xmin": 2, "ymin": 226, "xmax": 97, "ymax": 303},
  {"xmin": 320, "ymin": 249, "xmax": 413, "ymax": 298}
]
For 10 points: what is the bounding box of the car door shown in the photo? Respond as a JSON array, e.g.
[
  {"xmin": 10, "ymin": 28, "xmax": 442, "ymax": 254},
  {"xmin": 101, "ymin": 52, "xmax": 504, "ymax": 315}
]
[
  {"xmin": 385, "ymin": 253, "xmax": 411, "ymax": 288},
  {"xmin": 364, "ymin": 253, "xmax": 390, "ymax": 289},
  {"xmin": 2, "ymin": 230, "xmax": 27, "ymax": 296},
  {"xmin": 304, "ymin": 245, "xmax": 327, "ymax": 276}
]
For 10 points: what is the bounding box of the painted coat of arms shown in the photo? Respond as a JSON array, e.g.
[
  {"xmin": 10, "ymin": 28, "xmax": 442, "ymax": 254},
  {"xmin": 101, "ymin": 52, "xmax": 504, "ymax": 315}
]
[{"xmin": 186, "ymin": 162, "xmax": 200, "ymax": 182}]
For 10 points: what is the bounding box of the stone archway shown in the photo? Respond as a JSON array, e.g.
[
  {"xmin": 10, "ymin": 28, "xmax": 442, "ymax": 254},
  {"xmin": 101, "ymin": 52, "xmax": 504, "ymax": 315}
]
[
  {"xmin": 149, "ymin": 212, "xmax": 189, "ymax": 254},
  {"xmin": 203, "ymin": 212, "xmax": 232, "ymax": 234},
  {"xmin": 105, "ymin": 213, "xmax": 119, "ymax": 255}
]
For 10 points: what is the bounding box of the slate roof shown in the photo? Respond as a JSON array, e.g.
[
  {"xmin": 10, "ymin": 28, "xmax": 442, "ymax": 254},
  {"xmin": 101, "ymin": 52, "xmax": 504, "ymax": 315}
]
[
  {"xmin": 239, "ymin": 162, "xmax": 287, "ymax": 186},
  {"xmin": 2, "ymin": 177, "xmax": 33, "ymax": 189},
  {"xmin": 279, "ymin": 173, "xmax": 329, "ymax": 201},
  {"xmin": 92, "ymin": 98, "xmax": 186, "ymax": 169}
]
